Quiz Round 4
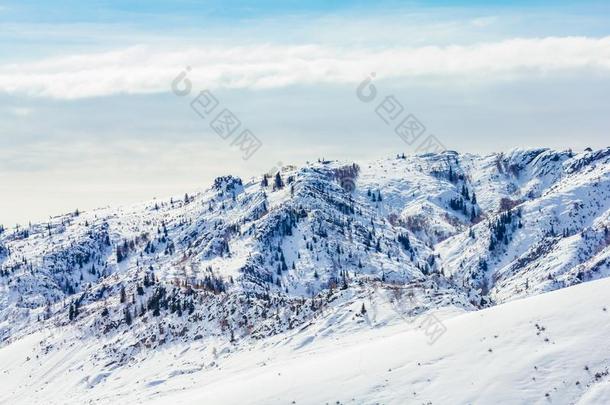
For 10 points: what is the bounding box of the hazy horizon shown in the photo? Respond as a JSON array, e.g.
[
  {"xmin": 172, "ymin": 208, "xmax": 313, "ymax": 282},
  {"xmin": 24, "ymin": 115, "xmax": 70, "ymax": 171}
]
[{"xmin": 2, "ymin": 0, "xmax": 610, "ymax": 227}]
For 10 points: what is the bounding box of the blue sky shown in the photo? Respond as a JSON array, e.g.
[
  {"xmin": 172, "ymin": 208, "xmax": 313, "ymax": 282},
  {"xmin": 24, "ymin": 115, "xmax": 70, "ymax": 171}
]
[{"xmin": 1, "ymin": 0, "xmax": 610, "ymax": 226}]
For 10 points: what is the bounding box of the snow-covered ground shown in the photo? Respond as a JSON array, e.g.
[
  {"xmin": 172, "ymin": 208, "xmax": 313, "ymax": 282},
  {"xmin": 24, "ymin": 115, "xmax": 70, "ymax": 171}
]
[
  {"xmin": 1, "ymin": 276, "xmax": 609, "ymax": 405},
  {"xmin": 1, "ymin": 148, "xmax": 610, "ymax": 404}
]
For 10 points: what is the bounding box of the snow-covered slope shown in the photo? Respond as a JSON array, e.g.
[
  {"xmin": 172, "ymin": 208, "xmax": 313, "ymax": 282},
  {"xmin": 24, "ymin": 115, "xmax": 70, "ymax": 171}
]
[
  {"xmin": 0, "ymin": 148, "xmax": 609, "ymax": 404},
  {"xmin": 2, "ymin": 272, "xmax": 609, "ymax": 404},
  {"xmin": 438, "ymin": 148, "xmax": 610, "ymax": 304}
]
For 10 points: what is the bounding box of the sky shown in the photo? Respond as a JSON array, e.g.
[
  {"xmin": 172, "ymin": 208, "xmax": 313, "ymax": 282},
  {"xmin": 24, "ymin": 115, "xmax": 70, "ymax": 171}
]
[{"xmin": 1, "ymin": 0, "xmax": 610, "ymax": 227}]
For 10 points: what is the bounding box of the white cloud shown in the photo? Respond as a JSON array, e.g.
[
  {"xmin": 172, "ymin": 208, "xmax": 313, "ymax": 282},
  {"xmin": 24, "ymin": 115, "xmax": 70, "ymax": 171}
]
[{"xmin": 0, "ymin": 36, "xmax": 609, "ymax": 99}]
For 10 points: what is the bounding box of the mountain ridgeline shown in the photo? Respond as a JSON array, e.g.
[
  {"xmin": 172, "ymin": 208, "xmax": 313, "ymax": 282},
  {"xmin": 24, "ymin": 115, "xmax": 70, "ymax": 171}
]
[{"xmin": 1, "ymin": 148, "xmax": 609, "ymax": 365}]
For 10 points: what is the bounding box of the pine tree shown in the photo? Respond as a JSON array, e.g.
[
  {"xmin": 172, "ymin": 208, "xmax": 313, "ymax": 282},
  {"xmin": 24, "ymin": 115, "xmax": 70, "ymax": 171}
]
[
  {"xmin": 448, "ymin": 165, "xmax": 455, "ymax": 182},
  {"xmin": 461, "ymin": 184, "xmax": 468, "ymax": 199},
  {"xmin": 124, "ymin": 308, "xmax": 132, "ymax": 325},
  {"xmin": 397, "ymin": 233, "xmax": 410, "ymax": 250},
  {"xmin": 120, "ymin": 286, "xmax": 127, "ymax": 303},
  {"xmin": 360, "ymin": 303, "xmax": 367, "ymax": 315},
  {"xmin": 274, "ymin": 172, "xmax": 284, "ymax": 190}
]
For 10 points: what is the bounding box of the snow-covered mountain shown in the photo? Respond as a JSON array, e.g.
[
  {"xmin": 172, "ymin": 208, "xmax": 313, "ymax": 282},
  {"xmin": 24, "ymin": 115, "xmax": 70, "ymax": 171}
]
[
  {"xmin": 1, "ymin": 147, "xmax": 609, "ymax": 404},
  {"xmin": 4, "ymin": 272, "xmax": 608, "ymax": 404}
]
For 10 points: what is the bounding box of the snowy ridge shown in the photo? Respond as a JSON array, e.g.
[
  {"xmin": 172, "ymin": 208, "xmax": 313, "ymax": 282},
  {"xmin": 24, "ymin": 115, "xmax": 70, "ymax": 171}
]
[{"xmin": 1, "ymin": 148, "xmax": 610, "ymax": 404}]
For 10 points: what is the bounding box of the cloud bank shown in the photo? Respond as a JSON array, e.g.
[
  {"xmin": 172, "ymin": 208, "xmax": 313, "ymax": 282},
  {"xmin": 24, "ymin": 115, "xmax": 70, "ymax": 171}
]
[{"xmin": 1, "ymin": 36, "xmax": 609, "ymax": 99}]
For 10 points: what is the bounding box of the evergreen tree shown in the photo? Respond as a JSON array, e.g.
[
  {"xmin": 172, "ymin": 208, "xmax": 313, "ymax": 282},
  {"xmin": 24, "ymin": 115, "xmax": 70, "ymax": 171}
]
[
  {"xmin": 461, "ymin": 184, "xmax": 469, "ymax": 199},
  {"xmin": 274, "ymin": 172, "xmax": 284, "ymax": 190},
  {"xmin": 124, "ymin": 308, "xmax": 132, "ymax": 325},
  {"xmin": 397, "ymin": 233, "xmax": 410, "ymax": 250},
  {"xmin": 120, "ymin": 286, "xmax": 127, "ymax": 303}
]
